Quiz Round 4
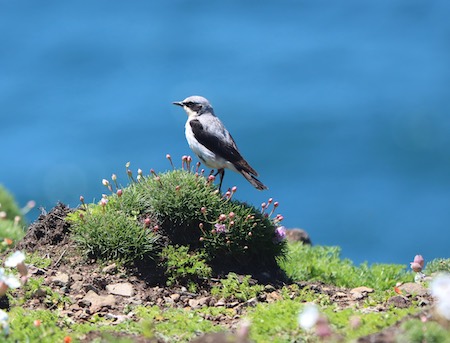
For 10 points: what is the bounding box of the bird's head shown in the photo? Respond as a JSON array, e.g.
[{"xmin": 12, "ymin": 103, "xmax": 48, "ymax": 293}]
[{"xmin": 173, "ymin": 95, "xmax": 214, "ymax": 117}]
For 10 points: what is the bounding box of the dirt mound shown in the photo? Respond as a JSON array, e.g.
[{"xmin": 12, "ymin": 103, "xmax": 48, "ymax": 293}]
[{"xmin": 16, "ymin": 202, "xmax": 72, "ymax": 251}]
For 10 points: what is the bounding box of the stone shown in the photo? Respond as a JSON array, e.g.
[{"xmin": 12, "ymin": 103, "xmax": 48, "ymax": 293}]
[
  {"xmin": 83, "ymin": 290, "xmax": 116, "ymax": 312},
  {"xmin": 350, "ymin": 286, "xmax": 374, "ymax": 300},
  {"xmin": 52, "ymin": 272, "xmax": 70, "ymax": 286},
  {"xmin": 214, "ymin": 298, "xmax": 226, "ymax": 307},
  {"xmin": 106, "ymin": 282, "xmax": 134, "ymax": 297},
  {"xmin": 70, "ymin": 281, "xmax": 84, "ymax": 292},
  {"xmin": 188, "ymin": 296, "xmax": 211, "ymax": 309},
  {"xmin": 102, "ymin": 263, "xmax": 117, "ymax": 274},
  {"xmin": 285, "ymin": 228, "xmax": 312, "ymax": 245},
  {"xmin": 246, "ymin": 297, "xmax": 258, "ymax": 307},
  {"xmin": 266, "ymin": 291, "xmax": 282, "ymax": 303},
  {"xmin": 71, "ymin": 273, "xmax": 83, "ymax": 282},
  {"xmin": 397, "ymin": 282, "xmax": 428, "ymax": 297},
  {"xmin": 170, "ymin": 293, "xmax": 181, "ymax": 302},
  {"xmin": 387, "ymin": 295, "xmax": 411, "ymax": 308}
]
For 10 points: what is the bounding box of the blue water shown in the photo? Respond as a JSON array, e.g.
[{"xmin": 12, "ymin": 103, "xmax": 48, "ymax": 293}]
[{"xmin": 1, "ymin": 1, "xmax": 450, "ymax": 265}]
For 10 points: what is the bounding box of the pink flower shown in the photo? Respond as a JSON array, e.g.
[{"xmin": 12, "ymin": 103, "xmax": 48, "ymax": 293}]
[
  {"xmin": 274, "ymin": 226, "xmax": 286, "ymax": 243},
  {"xmin": 214, "ymin": 223, "xmax": 227, "ymax": 233},
  {"xmin": 410, "ymin": 255, "xmax": 424, "ymax": 272}
]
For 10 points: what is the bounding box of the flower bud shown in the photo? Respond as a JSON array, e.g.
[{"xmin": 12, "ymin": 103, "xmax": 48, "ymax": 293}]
[
  {"xmin": 410, "ymin": 255, "xmax": 424, "ymax": 272},
  {"xmin": 116, "ymin": 189, "xmax": 123, "ymax": 197},
  {"xmin": 102, "ymin": 179, "xmax": 109, "ymax": 186},
  {"xmin": 111, "ymin": 174, "xmax": 117, "ymax": 181}
]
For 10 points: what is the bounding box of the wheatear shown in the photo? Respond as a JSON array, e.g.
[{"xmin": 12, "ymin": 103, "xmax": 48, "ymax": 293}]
[{"xmin": 173, "ymin": 95, "xmax": 267, "ymax": 191}]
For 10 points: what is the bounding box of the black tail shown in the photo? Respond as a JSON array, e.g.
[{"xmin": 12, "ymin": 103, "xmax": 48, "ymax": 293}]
[{"xmin": 240, "ymin": 170, "xmax": 268, "ymax": 190}]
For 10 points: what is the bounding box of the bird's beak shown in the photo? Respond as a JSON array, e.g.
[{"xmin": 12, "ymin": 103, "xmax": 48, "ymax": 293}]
[{"xmin": 172, "ymin": 101, "xmax": 184, "ymax": 107}]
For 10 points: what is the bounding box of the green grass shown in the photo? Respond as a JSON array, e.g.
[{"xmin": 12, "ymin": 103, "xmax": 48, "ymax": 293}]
[
  {"xmin": 211, "ymin": 273, "xmax": 264, "ymax": 301},
  {"xmin": 134, "ymin": 305, "xmax": 225, "ymax": 342},
  {"xmin": 279, "ymin": 243, "xmax": 412, "ymax": 290}
]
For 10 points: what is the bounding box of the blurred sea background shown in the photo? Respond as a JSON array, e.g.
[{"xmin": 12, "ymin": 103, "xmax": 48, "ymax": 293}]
[{"xmin": 1, "ymin": 1, "xmax": 449, "ymax": 265}]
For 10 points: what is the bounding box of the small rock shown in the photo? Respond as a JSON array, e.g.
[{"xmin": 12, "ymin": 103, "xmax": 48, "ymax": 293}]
[
  {"xmin": 335, "ymin": 292, "xmax": 347, "ymax": 298},
  {"xmin": 214, "ymin": 298, "xmax": 226, "ymax": 307},
  {"xmin": 246, "ymin": 297, "xmax": 258, "ymax": 307},
  {"xmin": 266, "ymin": 291, "xmax": 282, "ymax": 303},
  {"xmin": 397, "ymin": 282, "xmax": 428, "ymax": 297},
  {"xmin": 264, "ymin": 284, "xmax": 276, "ymax": 292},
  {"xmin": 226, "ymin": 301, "xmax": 239, "ymax": 308},
  {"xmin": 102, "ymin": 263, "xmax": 117, "ymax": 274},
  {"xmin": 28, "ymin": 265, "xmax": 46, "ymax": 276},
  {"xmin": 52, "ymin": 272, "xmax": 70, "ymax": 287},
  {"xmin": 387, "ymin": 295, "xmax": 411, "ymax": 308},
  {"xmin": 69, "ymin": 303, "xmax": 82, "ymax": 311},
  {"xmin": 71, "ymin": 281, "xmax": 84, "ymax": 292},
  {"xmin": 78, "ymin": 299, "xmax": 91, "ymax": 308},
  {"xmin": 189, "ymin": 296, "xmax": 211, "ymax": 309},
  {"xmin": 71, "ymin": 273, "xmax": 83, "ymax": 282},
  {"xmin": 33, "ymin": 288, "xmax": 47, "ymax": 298},
  {"xmin": 83, "ymin": 290, "xmax": 116, "ymax": 312},
  {"xmin": 285, "ymin": 228, "xmax": 312, "ymax": 245},
  {"xmin": 106, "ymin": 282, "xmax": 134, "ymax": 297},
  {"xmin": 350, "ymin": 286, "xmax": 374, "ymax": 300},
  {"xmin": 170, "ymin": 293, "xmax": 181, "ymax": 302}
]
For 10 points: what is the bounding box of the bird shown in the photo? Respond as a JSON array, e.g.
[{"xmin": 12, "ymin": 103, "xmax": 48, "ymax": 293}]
[{"xmin": 173, "ymin": 95, "xmax": 267, "ymax": 191}]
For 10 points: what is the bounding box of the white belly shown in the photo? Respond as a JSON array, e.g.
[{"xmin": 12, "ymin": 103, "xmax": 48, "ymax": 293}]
[{"xmin": 185, "ymin": 122, "xmax": 237, "ymax": 172}]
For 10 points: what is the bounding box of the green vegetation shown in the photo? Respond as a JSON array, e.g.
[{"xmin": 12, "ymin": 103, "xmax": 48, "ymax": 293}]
[
  {"xmin": 68, "ymin": 163, "xmax": 286, "ymax": 283},
  {"xmin": 161, "ymin": 245, "xmax": 212, "ymax": 291},
  {"xmin": 400, "ymin": 319, "xmax": 450, "ymax": 343},
  {"xmin": 425, "ymin": 258, "xmax": 450, "ymax": 274},
  {"xmin": 0, "ymin": 184, "xmax": 27, "ymax": 249},
  {"xmin": 68, "ymin": 203, "xmax": 161, "ymax": 266},
  {"xmin": 279, "ymin": 243, "xmax": 412, "ymax": 290},
  {"xmin": 211, "ymin": 272, "xmax": 264, "ymax": 301},
  {"xmin": 0, "ymin": 185, "xmax": 23, "ymax": 223}
]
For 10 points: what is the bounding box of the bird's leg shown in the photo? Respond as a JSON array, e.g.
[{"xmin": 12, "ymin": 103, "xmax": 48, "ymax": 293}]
[{"xmin": 217, "ymin": 169, "xmax": 225, "ymax": 192}]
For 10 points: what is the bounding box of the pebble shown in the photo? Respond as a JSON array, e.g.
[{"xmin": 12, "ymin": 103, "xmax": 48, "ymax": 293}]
[
  {"xmin": 350, "ymin": 286, "xmax": 374, "ymax": 299},
  {"xmin": 106, "ymin": 282, "xmax": 134, "ymax": 297},
  {"xmin": 170, "ymin": 293, "xmax": 181, "ymax": 302},
  {"xmin": 52, "ymin": 272, "xmax": 70, "ymax": 287},
  {"xmin": 102, "ymin": 263, "xmax": 117, "ymax": 274},
  {"xmin": 83, "ymin": 290, "xmax": 116, "ymax": 312}
]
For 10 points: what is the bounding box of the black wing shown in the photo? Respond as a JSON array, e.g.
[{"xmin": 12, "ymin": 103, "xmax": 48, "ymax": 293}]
[
  {"xmin": 190, "ymin": 119, "xmax": 243, "ymax": 163},
  {"xmin": 189, "ymin": 119, "xmax": 259, "ymax": 175}
]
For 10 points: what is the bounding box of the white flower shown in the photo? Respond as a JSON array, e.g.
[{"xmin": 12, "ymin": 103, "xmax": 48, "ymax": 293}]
[
  {"xmin": 0, "ymin": 309, "xmax": 9, "ymax": 335},
  {"xmin": 430, "ymin": 273, "xmax": 450, "ymax": 320},
  {"xmin": 4, "ymin": 251, "xmax": 25, "ymax": 268},
  {"xmin": 298, "ymin": 303, "xmax": 320, "ymax": 330},
  {"xmin": 2, "ymin": 275, "xmax": 20, "ymax": 289},
  {"xmin": 4, "ymin": 251, "xmax": 28, "ymax": 277}
]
